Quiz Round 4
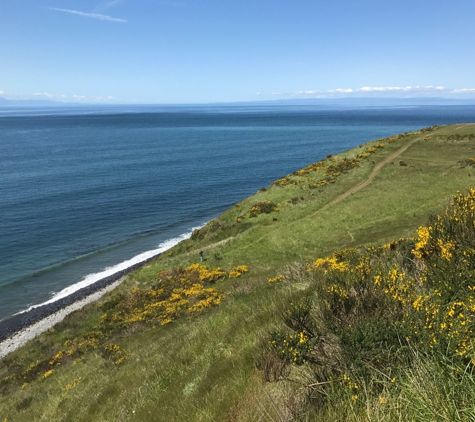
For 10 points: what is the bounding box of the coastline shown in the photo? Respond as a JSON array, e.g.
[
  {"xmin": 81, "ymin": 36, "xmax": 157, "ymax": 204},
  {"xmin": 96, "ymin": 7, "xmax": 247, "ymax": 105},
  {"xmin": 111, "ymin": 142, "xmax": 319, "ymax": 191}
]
[
  {"xmin": 0, "ymin": 278, "xmax": 125, "ymax": 359},
  {"xmin": 0, "ymin": 253, "xmax": 160, "ymax": 359}
]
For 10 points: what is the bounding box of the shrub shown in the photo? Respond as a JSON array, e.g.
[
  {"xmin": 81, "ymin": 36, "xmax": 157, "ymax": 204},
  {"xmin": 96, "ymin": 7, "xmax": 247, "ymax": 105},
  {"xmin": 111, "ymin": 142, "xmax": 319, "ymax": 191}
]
[
  {"xmin": 2, "ymin": 263, "xmax": 249, "ymax": 390},
  {"xmin": 267, "ymin": 275, "xmax": 283, "ymax": 284},
  {"xmin": 249, "ymin": 201, "xmax": 278, "ymax": 217},
  {"xmin": 228, "ymin": 265, "xmax": 248, "ymax": 278},
  {"xmin": 258, "ymin": 189, "xmax": 475, "ymax": 416},
  {"xmin": 459, "ymin": 157, "xmax": 475, "ymax": 167},
  {"xmin": 325, "ymin": 158, "xmax": 361, "ymax": 177}
]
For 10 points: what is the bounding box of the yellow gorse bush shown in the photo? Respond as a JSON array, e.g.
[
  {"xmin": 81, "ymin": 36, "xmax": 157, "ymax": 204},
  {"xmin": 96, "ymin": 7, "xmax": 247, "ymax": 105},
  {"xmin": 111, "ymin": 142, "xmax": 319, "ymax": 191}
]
[
  {"xmin": 272, "ymin": 129, "xmax": 439, "ymax": 193},
  {"xmin": 413, "ymin": 226, "xmax": 431, "ymax": 259},
  {"xmin": 65, "ymin": 377, "xmax": 82, "ymax": 391},
  {"xmin": 42, "ymin": 370, "xmax": 54, "ymax": 379},
  {"xmin": 269, "ymin": 330, "xmax": 314, "ymax": 365},
  {"xmin": 370, "ymin": 191, "xmax": 475, "ymax": 359},
  {"xmin": 271, "ymin": 128, "xmax": 439, "ymax": 192},
  {"xmin": 377, "ymin": 267, "xmax": 413, "ymax": 305},
  {"xmin": 184, "ymin": 263, "xmax": 227, "ymax": 283},
  {"xmin": 249, "ymin": 201, "xmax": 278, "ymax": 218},
  {"xmin": 403, "ymin": 189, "xmax": 475, "ymax": 356},
  {"xmin": 4, "ymin": 262, "xmax": 248, "ymax": 389},
  {"xmin": 314, "ymin": 255, "xmax": 348, "ymax": 273},
  {"xmin": 103, "ymin": 344, "xmax": 131, "ymax": 365},
  {"xmin": 228, "ymin": 265, "xmax": 248, "ymax": 278},
  {"xmin": 101, "ymin": 263, "xmax": 247, "ymax": 328},
  {"xmin": 356, "ymin": 143, "xmax": 385, "ymax": 159},
  {"xmin": 262, "ymin": 188, "xmax": 475, "ymax": 402},
  {"xmin": 267, "ymin": 275, "xmax": 284, "ymax": 284}
]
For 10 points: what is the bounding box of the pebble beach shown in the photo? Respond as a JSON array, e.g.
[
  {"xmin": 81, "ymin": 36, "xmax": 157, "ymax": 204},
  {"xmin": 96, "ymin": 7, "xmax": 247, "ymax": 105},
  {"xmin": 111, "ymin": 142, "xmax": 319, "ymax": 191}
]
[{"xmin": 0, "ymin": 254, "xmax": 160, "ymax": 358}]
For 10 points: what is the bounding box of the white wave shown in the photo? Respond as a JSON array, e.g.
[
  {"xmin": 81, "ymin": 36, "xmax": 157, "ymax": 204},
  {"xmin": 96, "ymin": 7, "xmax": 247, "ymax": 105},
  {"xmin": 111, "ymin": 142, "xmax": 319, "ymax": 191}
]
[{"xmin": 18, "ymin": 227, "xmax": 202, "ymax": 313}]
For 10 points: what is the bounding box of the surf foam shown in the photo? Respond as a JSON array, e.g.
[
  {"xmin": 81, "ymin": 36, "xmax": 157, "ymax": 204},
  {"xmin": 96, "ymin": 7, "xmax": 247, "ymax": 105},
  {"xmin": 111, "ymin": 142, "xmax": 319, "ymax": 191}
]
[{"xmin": 17, "ymin": 227, "xmax": 201, "ymax": 314}]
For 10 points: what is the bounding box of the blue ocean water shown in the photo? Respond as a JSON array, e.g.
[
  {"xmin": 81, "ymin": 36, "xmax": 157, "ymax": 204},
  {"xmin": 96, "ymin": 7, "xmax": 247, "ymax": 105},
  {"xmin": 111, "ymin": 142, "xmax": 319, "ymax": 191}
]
[{"xmin": 0, "ymin": 104, "xmax": 474, "ymax": 322}]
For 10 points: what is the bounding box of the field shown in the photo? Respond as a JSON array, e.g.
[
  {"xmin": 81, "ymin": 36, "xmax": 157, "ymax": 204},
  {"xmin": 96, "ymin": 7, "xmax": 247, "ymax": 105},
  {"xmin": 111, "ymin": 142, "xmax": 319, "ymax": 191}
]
[{"xmin": 2, "ymin": 123, "xmax": 475, "ymax": 421}]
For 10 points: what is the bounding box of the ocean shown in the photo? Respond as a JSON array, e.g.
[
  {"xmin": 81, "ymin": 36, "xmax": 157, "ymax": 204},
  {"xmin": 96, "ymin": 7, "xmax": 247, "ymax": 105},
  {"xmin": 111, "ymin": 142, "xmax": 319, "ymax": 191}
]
[{"xmin": 1, "ymin": 103, "xmax": 474, "ymax": 322}]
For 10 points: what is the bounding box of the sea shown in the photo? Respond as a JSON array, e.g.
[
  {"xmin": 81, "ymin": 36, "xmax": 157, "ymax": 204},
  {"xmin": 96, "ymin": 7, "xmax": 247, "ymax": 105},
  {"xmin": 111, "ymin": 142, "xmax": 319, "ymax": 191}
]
[{"xmin": 1, "ymin": 103, "xmax": 474, "ymax": 322}]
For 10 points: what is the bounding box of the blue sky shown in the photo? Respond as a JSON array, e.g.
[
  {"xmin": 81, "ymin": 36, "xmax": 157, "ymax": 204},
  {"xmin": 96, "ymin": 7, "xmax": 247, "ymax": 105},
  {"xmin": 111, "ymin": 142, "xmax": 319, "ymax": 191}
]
[{"xmin": 1, "ymin": 0, "xmax": 475, "ymax": 104}]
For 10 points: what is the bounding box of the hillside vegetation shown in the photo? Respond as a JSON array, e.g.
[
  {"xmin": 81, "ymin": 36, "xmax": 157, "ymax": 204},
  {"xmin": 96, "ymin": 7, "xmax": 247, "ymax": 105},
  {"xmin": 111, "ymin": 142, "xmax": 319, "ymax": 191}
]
[{"xmin": 2, "ymin": 123, "xmax": 475, "ymax": 421}]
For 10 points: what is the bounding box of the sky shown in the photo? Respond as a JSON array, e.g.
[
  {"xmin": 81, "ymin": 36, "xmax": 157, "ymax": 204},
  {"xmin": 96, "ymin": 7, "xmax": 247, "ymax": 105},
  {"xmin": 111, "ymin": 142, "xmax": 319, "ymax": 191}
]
[{"xmin": 1, "ymin": 0, "xmax": 475, "ymax": 104}]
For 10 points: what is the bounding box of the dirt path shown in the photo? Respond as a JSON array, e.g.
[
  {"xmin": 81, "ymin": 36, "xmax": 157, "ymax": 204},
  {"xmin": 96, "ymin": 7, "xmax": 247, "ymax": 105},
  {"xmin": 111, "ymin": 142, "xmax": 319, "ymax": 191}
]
[
  {"xmin": 325, "ymin": 137, "xmax": 420, "ymax": 208},
  {"xmin": 236, "ymin": 136, "xmax": 422, "ymax": 251},
  {"xmin": 456, "ymin": 123, "xmax": 475, "ymax": 130}
]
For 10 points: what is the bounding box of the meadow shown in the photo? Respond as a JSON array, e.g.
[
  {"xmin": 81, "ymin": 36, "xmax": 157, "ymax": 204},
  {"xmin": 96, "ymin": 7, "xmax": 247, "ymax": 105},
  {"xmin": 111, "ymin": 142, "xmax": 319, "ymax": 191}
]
[{"xmin": 2, "ymin": 123, "xmax": 475, "ymax": 421}]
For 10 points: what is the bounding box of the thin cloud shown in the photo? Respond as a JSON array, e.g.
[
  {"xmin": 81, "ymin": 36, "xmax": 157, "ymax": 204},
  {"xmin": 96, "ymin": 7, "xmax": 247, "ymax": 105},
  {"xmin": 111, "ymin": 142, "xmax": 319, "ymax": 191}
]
[
  {"xmin": 270, "ymin": 85, "xmax": 473, "ymax": 99},
  {"xmin": 358, "ymin": 86, "xmax": 412, "ymax": 92},
  {"xmin": 32, "ymin": 92, "xmax": 87, "ymax": 102},
  {"xmin": 34, "ymin": 92, "xmax": 56, "ymax": 98},
  {"xmin": 328, "ymin": 88, "xmax": 353, "ymax": 93},
  {"xmin": 356, "ymin": 86, "xmax": 446, "ymax": 92},
  {"xmin": 0, "ymin": 90, "xmax": 4, "ymax": 95},
  {"xmin": 35, "ymin": 92, "xmax": 67, "ymax": 99},
  {"xmin": 94, "ymin": 96, "xmax": 115, "ymax": 101},
  {"xmin": 23, "ymin": 92, "xmax": 118, "ymax": 102},
  {"xmin": 49, "ymin": 7, "xmax": 127, "ymax": 23},
  {"xmin": 453, "ymin": 88, "xmax": 475, "ymax": 93}
]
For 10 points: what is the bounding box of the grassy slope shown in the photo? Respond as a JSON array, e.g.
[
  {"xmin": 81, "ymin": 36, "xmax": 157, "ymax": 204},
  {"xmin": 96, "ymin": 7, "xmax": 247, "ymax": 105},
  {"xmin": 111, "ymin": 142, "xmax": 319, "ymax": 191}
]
[{"xmin": 1, "ymin": 123, "xmax": 475, "ymax": 421}]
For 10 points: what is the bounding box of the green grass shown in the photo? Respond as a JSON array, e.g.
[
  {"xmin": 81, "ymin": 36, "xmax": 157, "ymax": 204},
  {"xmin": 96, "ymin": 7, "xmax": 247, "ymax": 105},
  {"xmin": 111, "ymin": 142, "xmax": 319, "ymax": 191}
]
[{"xmin": 2, "ymin": 124, "xmax": 475, "ymax": 421}]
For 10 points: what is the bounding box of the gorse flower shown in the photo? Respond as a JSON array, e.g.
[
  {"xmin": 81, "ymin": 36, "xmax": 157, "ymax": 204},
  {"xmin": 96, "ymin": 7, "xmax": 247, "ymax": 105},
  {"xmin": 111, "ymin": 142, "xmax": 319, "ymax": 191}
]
[
  {"xmin": 43, "ymin": 370, "xmax": 54, "ymax": 379},
  {"xmin": 8, "ymin": 262, "xmax": 248, "ymax": 387},
  {"xmin": 102, "ymin": 263, "xmax": 248, "ymax": 328},
  {"xmin": 267, "ymin": 275, "xmax": 284, "ymax": 284},
  {"xmin": 65, "ymin": 377, "xmax": 82, "ymax": 390},
  {"xmin": 413, "ymin": 226, "xmax": 431, "ymax": 259},
  {"xmin": 314, "ymin": 255, "xmax": 348, "ymax": 273},
  {"xmin": 261, "ymin": 188, "xmax": 475, "ymax": 406}
]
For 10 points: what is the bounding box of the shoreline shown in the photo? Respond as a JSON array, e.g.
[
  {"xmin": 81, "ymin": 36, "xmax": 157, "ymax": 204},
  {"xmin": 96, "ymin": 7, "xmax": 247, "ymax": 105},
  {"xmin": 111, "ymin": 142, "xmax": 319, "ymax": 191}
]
[
  {"xmin": 0, "ymin": 253, "xmax": 160, "ymax": 358},
  {"xmin": 0, "ymin": 278, "xmax": 125, "ymax": 359}
]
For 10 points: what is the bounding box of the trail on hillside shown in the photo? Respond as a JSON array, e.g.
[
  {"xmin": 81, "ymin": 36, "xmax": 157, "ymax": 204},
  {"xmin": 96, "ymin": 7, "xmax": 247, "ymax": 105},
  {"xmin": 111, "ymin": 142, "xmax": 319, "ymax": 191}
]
[
  {"xmin": 238, "ymin": 137, "xmax": 422, "ymax": 251},
  {"xmin": 456, "ymin": 123, "xmax": 475, "ymax": 130},
  {"xmin": 324, "ymin": 137, "xmax": 420, "ymax": 208}
]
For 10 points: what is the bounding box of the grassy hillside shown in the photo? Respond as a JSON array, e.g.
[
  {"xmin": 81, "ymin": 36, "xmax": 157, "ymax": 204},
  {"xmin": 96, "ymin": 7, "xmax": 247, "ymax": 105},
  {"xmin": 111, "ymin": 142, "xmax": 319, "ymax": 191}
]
[{"xmin": 1, "ymin": 123, "xmax": 475, "ymax": 421}]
